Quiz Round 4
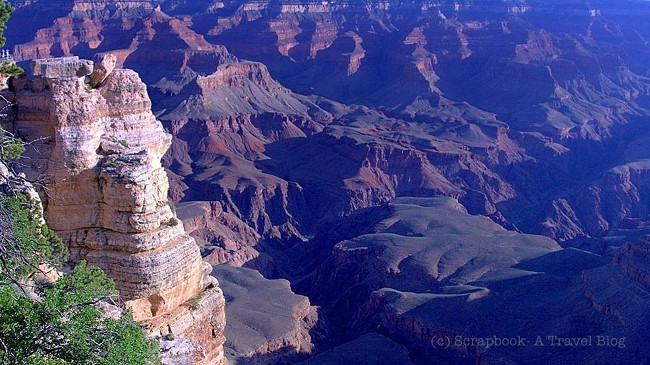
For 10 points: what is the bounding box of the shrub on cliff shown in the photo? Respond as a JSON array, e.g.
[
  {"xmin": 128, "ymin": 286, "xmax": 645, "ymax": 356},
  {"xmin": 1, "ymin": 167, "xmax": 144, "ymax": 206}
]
[
  {"xmin": 0, "ymin": 195, "xmax": 161, "ymax": 364},
  {"xmin": 0, "ymin": 262, "xmax": 159, "ymax": 365},
  {"xmin": 0, "ymin": 62, "xmax": 24, "ymax": 78},
  {"xmin": 0, "ymin": 193, "xmax": 67, "ymax": 284},
  {"xmin": 0, "ymin": 130, "xmax": 25, "ymax": 160},
  {"xmin": 0, "ymin": 0, "xmax": 11, "ymax": 48}
]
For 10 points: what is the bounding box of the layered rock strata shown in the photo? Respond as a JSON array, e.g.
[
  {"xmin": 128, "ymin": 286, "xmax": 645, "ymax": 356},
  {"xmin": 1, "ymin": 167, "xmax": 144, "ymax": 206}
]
[{"xmin": 8, "ymin": 57, "xmax": 226, "ymax": 365}]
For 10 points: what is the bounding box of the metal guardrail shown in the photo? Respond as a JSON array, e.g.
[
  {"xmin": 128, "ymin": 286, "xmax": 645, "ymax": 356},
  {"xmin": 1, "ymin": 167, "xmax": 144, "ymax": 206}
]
[{"xmin": 0, "ymin": 49, "xmax": 13, "ymax": 62}]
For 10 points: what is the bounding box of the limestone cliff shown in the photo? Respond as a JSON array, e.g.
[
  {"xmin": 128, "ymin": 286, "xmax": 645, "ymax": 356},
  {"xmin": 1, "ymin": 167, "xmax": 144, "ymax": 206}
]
[{"xmin": 7, "ymin": 56, "xmax": 226, "ymax": 365}]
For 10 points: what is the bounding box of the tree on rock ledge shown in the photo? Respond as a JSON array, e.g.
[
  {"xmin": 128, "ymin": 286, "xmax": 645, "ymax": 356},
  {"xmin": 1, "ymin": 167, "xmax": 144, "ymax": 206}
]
[
  {"xmin": 0, "ymin": 261, "xmax": 160, "ymax": 365},
  {"xmin": 0, "ymin": 0, "xmax": 12, "ymax": 47}
]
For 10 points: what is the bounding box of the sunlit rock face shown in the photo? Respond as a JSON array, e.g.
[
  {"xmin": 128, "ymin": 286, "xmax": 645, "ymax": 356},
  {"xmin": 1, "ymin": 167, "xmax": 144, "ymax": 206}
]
[{"xmin": 9, "ymin": 57, "xmax": 226, "ymax": 365}]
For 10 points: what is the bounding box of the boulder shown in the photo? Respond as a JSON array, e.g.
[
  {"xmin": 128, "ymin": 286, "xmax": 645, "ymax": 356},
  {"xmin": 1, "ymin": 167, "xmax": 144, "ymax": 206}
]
[
  {"xmin": 31, "ymin": 56, "xmax": 93, "ymax": 79},
  {"xmin": 89, "ymin": 53, "xmax": 117, "ymax": 87}
]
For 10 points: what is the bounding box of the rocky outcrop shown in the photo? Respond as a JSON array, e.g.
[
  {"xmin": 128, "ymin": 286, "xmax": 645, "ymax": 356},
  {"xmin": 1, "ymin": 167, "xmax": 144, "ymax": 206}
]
[
  {"xmin": 304, "ymin": 197, "xmax": 559, "ymax": 313},
  {"xmin": 163, "ymin": 97, "xmax": 524, "ymax": 270},
  {"xmin": 522, "ymin": 129, "xmax": 650, "ymax": 243},
  {"xmin": 213, "ymin": 265, "xmax": 318, "ymax": 364},
  {"xmin": 151, "ymin": 46, "xmax": 334, "ymax": 266},
  {"xmin": 8, "ymin": 57, "xmax": 226, "ymax": 365},
  {"xmin": 89, "ymin": 53, "xmax": 117, "ymax": 87},
  {"xmin": 614, "ymin": 237, "xmax": 650, "ymax": 289},
  {"xmin": 175, "ymin": 201, "xmax": 262, "ymax": 267},
  {"xmin": 160, "ymin": 337, "xmax": 207, "ymax": 365}
]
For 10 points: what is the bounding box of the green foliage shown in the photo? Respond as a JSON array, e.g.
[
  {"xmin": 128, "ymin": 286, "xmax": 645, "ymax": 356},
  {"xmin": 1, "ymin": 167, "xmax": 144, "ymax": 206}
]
[
  {"xmin": 163, "ymin": 333, "xmax": 175, "ymax": 341},
  {"xmin": 1, "ymin": 193, "xmax": 67, "ymax": 280},
  {"xmin": 0, "ymin": 62, "xmax": 24, "ymax": 78},
  {"xmin": 187, "ymin": 292, "xmax": 204, "ymax": 310},
  {"xmin": 0, "ymin": 136, "xmax": 24, "ymax": 160},
  {"xmin": 0, "ymin": 0, "xmax": 13, "ymax": 47},
  {"xmin": 0, "ymin": 128, "xmax": 25, "ymax": 161},
  {"xmin": 167, "ymin": 217, "xmax": 178, "ymax": 227},
  {"xmin": 103, "ymin": 159, "xmax": 118, "ymax": 168},
  {"xmin": 108, "ymin": 136, "xmax": 129, "ymax": 148},
  {"xmin": 43, "ymin": 261, "xmax": 116, "ymax": 305},
  {"xmin": 0, "ymin": 262, "xmax": 160, "ymax": 365},
  {"xmin": 104, "ymin": 318, "xmax": 160, "ymax": 365}
]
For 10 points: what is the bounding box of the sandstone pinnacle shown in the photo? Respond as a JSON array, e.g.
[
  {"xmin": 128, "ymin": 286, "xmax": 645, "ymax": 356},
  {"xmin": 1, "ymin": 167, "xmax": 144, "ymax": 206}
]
[{"xmin": 10, "ymin": 56, "xmax": 227, "ymax": 365}]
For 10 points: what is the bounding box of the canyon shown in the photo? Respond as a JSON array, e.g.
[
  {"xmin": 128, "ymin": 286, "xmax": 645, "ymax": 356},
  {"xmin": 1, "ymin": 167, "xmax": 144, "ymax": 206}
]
[{"xmin": 4, "ymin": 0, "xmax": 650, "ymax": 364}]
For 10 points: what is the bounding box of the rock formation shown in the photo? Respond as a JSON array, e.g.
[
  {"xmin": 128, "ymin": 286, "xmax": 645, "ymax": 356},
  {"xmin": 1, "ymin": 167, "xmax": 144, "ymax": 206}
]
[
  {"xmin": 7, "ymin": 56, "xmax": 226, "ymax": 365},
  {"xmin": 302, "ymin": 197, "xmax": 560, "ymax": 317},
  {"xmin": 213, "ymin": 265, "xmax": 318, "ymax": 364}
]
